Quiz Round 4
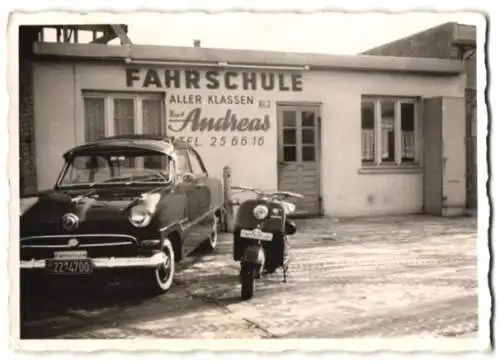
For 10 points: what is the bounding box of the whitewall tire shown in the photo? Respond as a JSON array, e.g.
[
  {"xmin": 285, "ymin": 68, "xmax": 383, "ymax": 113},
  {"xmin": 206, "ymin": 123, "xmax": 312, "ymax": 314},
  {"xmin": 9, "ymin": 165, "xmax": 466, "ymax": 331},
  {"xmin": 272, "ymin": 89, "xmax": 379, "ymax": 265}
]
[{"xmin": 148, "ymin": 238, "xmax": 175, "ymax": 294}]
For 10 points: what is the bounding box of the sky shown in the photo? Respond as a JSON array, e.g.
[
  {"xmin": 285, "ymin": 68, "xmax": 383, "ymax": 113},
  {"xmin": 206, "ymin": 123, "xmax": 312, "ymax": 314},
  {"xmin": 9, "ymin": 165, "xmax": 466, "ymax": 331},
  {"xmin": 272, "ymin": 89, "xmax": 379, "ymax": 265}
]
[
  {"xmin": 41, "ymin": 12, "xmax": 480, "ymax": 55},
  {"xmin": 116, "ymin": 12, "xmax": 480, "ymax": 55}
]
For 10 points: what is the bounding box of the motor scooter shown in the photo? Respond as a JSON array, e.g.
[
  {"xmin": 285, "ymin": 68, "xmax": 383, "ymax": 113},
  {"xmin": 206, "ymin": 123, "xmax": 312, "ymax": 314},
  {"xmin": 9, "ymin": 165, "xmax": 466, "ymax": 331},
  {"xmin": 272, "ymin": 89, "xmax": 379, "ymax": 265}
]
[{"xmin": 231, "ymin": 186, "xmax": 303, "ymax": 300}]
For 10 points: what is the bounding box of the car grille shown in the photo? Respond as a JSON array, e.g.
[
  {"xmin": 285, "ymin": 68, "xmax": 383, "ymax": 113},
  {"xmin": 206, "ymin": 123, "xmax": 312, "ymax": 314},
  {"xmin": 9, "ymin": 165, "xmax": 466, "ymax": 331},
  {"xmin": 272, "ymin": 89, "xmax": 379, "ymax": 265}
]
[{"xmin": 20, "ymin": 234, "xmax": 139, "ymax": 260}]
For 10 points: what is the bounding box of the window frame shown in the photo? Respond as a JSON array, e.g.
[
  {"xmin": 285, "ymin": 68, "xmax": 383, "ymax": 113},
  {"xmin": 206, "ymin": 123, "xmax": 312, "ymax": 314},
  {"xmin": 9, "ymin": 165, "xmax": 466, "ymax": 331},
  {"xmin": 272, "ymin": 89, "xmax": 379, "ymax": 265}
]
[{"xmin": 360, "ymin": 95, "xmax": 421, "ymax": 174}]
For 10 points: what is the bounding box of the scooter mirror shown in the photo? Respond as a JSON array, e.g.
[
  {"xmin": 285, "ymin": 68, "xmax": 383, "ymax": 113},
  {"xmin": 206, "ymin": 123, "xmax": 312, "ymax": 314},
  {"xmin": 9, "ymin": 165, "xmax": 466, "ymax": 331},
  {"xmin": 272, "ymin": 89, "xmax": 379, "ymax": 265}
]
[
  {"xmin": 285, "ymin": 220, "xmax": 297, "ymax": 235},
  {"xmin": 282, "ymin": 201, "xmax": 296, "ymax": 215}
]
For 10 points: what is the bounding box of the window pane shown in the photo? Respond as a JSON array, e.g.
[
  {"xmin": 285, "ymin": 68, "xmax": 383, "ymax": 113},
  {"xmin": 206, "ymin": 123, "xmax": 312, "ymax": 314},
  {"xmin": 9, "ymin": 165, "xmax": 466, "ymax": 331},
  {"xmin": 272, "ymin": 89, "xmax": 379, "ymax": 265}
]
[
  {"xmin": 84, "ymin": 97, "xmax": 105, "ymax": 142},
  {"xmin": 176, "ymin": 150, "xmax": 192, "ymax": 175},
  {"xmin": 188, "ymin": 150, "xmax": 204, "ymax": 176},
  {"xmin": 114, "ymin": 98, "xmax": 135, "ymax": 167},
  {"xmin": 401, "ymin": 103, "xmax": 415, "ymax": 132},
  {"xmin": 362, "ymin": 130, "xmax": 375, "ymax": 163},
  {"xmin": 61, "ymin": 156, "xmax": 111, "ymax": 185},
  {"xmin": 361, "ymin": 101, "xmax": 375, "ymax": 162},
  {"xmin": 302, "ymin": 146, "xmax": 315, "ymax": 161},
  {"xmin": 302, "ymin": 129, "xmax": 315, "ymax": 144},
  {"xmin": 283, "ymin": 111, "xmax": 296, "ymax": 127},
  {"xmin": 361, "ymin": 101, "xmax": 375, "ymax": 130},
  {"xmin": 401, "ymin": 102, "xmax": 416, "ymax": 162},
  {"xmin": 283, "ymin": 128, "xmax": 296, "ymax": 144},
  {"xmin": 143, "ymin": 99, "xmax": 164, "ymax": 135},
  {"xmin": 142, "ymin": 98, "xmax": 165, "ymax": 169},
  {"xmin": 301, "ymin": 111, "xmax": 315, "ymax": 127},
  {"xmin": 114, "ymin": 98, "xmax": 134, "ymax": 135},
  {"xmin": 283, "ymin": 146, "xmax": 297, "ymax": 162},
  {"xmin": 381, "ymin": 100, "xmax": 395, "ymax": 162},
  {"xmin": 402, "ymin": 133, "xmax": 415, "ymax": 162}
]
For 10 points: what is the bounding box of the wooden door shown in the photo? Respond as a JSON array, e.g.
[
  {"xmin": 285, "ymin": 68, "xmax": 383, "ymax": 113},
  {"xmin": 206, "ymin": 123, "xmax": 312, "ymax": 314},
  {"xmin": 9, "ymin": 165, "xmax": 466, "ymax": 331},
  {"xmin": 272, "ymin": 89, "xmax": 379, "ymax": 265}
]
[{"xmin": 277, "ymin": 105, "xmax": 321, "ymax": 215}]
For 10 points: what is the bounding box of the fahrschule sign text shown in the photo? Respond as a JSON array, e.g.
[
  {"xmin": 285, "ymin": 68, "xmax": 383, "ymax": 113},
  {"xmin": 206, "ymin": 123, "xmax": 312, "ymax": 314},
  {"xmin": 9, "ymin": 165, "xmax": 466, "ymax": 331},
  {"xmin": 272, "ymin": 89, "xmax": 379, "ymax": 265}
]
[{"xmin": 125, "ymin": 68, "xmax": 303, "ymax": 92}]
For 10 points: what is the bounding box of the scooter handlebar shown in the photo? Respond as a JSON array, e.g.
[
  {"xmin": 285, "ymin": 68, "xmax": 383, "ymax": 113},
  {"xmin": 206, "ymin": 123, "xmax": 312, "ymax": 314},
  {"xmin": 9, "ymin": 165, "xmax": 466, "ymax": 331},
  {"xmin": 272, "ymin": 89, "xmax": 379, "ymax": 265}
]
[{"xmin": 231, "ymin": 186, "xmax": 304, "ymax": 200}]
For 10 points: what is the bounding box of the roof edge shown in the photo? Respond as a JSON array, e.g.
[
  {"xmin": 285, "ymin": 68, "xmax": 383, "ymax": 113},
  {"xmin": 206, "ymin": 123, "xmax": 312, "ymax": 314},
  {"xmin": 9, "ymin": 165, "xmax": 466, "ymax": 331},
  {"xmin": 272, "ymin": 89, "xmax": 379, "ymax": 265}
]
[{"xmin": 33, "ymin": 42, "xmax": 465, "ymax": 75}]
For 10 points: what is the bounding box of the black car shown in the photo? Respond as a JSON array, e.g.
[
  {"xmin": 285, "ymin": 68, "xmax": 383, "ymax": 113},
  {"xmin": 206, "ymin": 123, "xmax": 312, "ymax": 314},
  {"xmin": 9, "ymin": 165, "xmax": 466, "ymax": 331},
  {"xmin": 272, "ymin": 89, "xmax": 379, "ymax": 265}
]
[{"xmin": 20, "ymin": 135, "xmax": 224, "ymax": 294}]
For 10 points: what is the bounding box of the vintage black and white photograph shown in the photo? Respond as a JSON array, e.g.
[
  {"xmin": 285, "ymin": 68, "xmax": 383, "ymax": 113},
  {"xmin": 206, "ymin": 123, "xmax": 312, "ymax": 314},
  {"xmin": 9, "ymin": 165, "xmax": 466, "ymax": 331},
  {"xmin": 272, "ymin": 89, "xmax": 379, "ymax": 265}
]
[{"xmin": 9, "ymin": 10, "xmax": 489, "ymax": 351}]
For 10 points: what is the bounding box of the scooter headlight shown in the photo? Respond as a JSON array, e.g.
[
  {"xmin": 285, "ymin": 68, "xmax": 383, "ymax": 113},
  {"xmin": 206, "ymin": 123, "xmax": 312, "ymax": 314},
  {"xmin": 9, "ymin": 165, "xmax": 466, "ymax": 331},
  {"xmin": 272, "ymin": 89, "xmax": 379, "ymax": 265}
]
[
  {"xmin": 253, "ymin": 205, "xmax": 269, "ymax": 220},
  {"xmin": 129, "ymin": 205, "xmax": 152, "ymax": 227}
]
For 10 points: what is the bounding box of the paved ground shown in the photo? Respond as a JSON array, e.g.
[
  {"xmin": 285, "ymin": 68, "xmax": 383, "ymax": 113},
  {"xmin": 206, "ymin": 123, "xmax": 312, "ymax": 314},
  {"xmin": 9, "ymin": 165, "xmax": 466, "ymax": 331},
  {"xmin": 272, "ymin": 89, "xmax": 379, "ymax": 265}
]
[{"xmin": 19, "ymin": 215, "xmax": 478, "ymax": 340}]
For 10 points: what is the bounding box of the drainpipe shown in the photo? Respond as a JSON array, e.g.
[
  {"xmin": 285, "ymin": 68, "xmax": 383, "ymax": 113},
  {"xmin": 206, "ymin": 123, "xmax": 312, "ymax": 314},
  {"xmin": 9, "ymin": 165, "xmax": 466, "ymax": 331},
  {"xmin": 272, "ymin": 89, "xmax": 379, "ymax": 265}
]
[
  {"xmin": 124, "ymin": 58, "xmax": 310, "ymax": 71},
  {"xmin": 122, "ymin": 43, "xmax": 310, "ymax": 71}
]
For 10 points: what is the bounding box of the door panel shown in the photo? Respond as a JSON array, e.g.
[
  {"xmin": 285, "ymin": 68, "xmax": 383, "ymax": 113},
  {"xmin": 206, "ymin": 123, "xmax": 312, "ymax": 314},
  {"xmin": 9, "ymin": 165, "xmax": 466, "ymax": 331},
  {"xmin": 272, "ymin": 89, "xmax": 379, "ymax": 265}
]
[
  {"xmin": 174, "ymin": 179, "xmax": 201, "ymax": 254},
  {"xmin": 423, "ymin": 98, "xmax": 443, "ymax": 215},
  {"xmin": 277, "ymin": 106, "xmax": 321, "ymax": 215},
  {"xmin": 442, "ymin": 97, "xmax": 467, "ymax": 211},
  {"xmin": 173, "ymin": 149, "xmax": 205, "ymax": 254},
  {"xmin": 465, "ymin": 88, "xmax": 477, "ymax": 209},
  {"xmin": 187, "ymin": 148, "xmax": 213, "ymax": 245}
]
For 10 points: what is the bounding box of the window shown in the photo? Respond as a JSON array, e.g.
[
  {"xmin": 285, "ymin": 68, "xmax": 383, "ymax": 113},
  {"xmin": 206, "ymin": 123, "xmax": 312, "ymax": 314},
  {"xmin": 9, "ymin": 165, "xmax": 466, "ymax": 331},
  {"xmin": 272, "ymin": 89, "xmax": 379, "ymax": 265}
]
[
  {"xmin": 58, "ymin": 154, "xmax": 170, "ymax": 187},
  {"xmin": 83, "ymin": 92, "xmax": 165, "ymax": 142},
  {"xmin": 188, "ymin": 149, "xmax": 206, "ymax": 177},
  {"xmin": 61, "ymin": 155, "xmax": 111, "ymax": 185},
  {"xmin": 361, "ymin": 96, "xmax": 418, "ymax": 168},
  {"xmin": 83, "ymin": 92, "xmax": 166, "ymax": 169},
  {"xmin": 175, "ymin": 149, "xmax": 192, "ymax": 176}
]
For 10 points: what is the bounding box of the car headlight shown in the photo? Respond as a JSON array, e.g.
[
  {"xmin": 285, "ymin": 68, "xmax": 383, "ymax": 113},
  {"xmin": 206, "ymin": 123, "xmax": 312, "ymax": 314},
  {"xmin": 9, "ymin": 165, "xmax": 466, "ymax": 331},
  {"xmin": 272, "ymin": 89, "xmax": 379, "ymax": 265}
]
[
  {"xmin": 129, "ymin": 205, "xmax": 153, "ymax": 227},
  {"xmin": 253, "ymin": 205, "xmax": 269, "ymax": 220}
]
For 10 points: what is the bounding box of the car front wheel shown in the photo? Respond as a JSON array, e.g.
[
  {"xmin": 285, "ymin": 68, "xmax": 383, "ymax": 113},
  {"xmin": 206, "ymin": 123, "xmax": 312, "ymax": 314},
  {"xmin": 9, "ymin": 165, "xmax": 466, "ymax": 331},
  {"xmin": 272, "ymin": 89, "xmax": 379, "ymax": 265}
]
[{"xmin": 146, "ymin": 238, "xmax": 175, "ymax": 294}]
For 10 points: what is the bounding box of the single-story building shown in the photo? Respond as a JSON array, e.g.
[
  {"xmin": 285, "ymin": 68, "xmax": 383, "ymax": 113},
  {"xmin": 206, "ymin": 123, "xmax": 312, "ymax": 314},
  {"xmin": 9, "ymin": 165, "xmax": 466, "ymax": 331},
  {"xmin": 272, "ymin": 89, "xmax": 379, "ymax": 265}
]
[
  {"xmin": 19, "ymin": 25, "xmax": 469, "ymax": 218},
  {"xmin": 360, "ymin": 21, "xmax": 477, "ymax": 210}
]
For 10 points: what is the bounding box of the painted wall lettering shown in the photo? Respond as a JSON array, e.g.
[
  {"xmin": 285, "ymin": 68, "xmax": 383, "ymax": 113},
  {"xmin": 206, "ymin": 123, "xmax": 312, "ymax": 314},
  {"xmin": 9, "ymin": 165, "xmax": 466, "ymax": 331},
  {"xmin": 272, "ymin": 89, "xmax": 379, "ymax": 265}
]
[
  {"xmin": 174, "ymin": 135, "xmax": 266, "ymax": 148},
  {"xmin": 125, "ymin": 68, "xmax": 303, "ymax": 92},
  {"xmin": 168, "ymin": 108, "xmax": 271, "ymax": 133},
  {"xmin": 125, "ymin": 68, "xmax": 305, "ymax": 148}
]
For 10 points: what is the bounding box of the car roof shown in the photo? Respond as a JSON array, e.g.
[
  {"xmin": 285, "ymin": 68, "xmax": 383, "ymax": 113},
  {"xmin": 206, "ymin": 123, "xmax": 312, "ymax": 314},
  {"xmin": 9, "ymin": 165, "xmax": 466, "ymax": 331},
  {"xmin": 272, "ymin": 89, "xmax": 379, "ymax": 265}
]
[{"xmin": 63, "ymin": 134, "xmax": 192, "ymax": 159}]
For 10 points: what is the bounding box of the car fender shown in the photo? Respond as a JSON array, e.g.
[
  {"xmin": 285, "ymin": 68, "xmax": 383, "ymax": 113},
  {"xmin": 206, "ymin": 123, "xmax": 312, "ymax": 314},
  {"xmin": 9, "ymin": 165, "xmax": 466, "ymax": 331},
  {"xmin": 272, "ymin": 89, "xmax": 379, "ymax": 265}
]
[{"xmin": 156, "ymin": 193, "xmax": 189, "ymax": 241}]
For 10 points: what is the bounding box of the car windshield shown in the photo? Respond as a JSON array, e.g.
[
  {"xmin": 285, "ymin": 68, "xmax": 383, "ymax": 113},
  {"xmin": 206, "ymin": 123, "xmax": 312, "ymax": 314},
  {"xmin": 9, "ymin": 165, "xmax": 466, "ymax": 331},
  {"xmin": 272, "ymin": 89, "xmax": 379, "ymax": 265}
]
[{"xmin": 58, "ymin": 152, "xmax": 171, "ymax": 187}]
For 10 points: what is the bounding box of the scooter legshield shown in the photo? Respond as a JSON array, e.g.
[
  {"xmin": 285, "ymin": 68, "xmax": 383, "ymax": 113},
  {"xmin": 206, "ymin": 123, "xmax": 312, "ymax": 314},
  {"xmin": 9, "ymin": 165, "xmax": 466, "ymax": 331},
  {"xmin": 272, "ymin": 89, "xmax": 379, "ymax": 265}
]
[{"xmin": 243, "ymin": 244, "xmax": 265, "ymax": 265}]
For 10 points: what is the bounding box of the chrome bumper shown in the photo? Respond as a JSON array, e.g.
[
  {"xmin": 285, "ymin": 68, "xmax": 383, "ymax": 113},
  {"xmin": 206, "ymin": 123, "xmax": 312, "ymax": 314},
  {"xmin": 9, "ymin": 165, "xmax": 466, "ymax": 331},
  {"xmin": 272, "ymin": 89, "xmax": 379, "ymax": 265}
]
[{"xmin": 20, "ymin": 252, "xmax": 165, "ymax": 270}]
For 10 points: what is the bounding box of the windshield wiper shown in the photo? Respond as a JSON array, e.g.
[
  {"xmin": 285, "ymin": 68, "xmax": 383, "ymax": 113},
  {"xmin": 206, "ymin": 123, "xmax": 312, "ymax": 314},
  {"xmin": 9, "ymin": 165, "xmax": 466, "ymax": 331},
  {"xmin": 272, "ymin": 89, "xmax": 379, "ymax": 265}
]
[
  {"xmin": 89, "ymin": 176, "xmax": 134, "ymax": 187},
  {"xmin": 89, "ymin": 174, "xmax": 168, "ymax": 187}
]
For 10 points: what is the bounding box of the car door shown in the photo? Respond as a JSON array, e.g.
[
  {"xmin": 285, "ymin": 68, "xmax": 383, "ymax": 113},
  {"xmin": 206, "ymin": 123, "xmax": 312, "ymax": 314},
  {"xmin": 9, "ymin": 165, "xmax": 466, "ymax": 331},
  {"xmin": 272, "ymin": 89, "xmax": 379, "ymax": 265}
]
[
  {"xmin": 173, "ymin": 148, "xmax": 205, "ymax": 255},
  {"xmin": 186, "ymin": 148, "xmax": 213, "ymax": 241}
]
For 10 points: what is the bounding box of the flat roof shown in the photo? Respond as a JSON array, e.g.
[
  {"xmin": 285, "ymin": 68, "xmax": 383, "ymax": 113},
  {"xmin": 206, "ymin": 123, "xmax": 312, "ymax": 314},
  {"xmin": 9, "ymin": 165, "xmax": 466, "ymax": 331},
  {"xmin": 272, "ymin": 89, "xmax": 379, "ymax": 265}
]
[
  {"xmin": 361, "ymin": 22, "xmax": 476, "ymax": 56},
  {"xmin": 33, "ymin": 42, "xmax": 465, "ymax": 75}
]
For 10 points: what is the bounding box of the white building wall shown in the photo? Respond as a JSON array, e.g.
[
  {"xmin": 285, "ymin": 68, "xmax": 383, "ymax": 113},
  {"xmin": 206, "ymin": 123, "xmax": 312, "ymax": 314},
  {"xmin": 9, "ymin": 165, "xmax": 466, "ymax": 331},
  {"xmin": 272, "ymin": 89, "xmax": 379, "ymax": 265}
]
[{"xmin": 33, "ymin": 62, "xmax": 465, "ymax": 217}]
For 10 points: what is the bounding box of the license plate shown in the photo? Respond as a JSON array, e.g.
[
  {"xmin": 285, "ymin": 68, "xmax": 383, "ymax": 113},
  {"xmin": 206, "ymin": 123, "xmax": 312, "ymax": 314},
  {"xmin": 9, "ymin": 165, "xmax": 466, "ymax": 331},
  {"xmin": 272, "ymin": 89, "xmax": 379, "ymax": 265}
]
[
  {"xmin": 46, "ymin": 259, "xmax": 94, "ymax": 275},
  {"xmin": 240, "ymin": 229, "xmax": 273, "ymax": 242},
  {"xmin": 54, "ymin": 250, "xmax": 87, "ymax": 259}
]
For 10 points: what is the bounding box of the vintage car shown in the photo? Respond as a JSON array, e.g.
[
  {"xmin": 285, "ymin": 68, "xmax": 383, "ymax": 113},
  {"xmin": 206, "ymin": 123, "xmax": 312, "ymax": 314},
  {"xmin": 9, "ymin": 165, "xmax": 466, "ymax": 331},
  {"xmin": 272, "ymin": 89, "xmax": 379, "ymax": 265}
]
[{"xmin": 20, "ymin": 135, "xmax": 224, "ymax": 294}]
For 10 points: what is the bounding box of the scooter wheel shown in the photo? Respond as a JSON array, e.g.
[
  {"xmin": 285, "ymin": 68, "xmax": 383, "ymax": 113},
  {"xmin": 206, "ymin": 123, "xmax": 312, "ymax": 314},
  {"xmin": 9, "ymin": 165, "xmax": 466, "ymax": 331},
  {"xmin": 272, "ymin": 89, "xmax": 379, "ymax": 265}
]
[{"xmin": 240, "ymin": 264, "xmax": 255, "ymax": 300}]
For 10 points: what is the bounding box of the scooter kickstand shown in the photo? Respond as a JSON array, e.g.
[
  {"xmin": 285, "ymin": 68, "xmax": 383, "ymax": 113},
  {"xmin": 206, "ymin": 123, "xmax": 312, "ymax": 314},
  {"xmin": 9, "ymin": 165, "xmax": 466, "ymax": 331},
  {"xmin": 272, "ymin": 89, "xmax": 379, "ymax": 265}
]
[{"xmin": 282, "ymin": 265, "xmax": 288, "ymax": 283}]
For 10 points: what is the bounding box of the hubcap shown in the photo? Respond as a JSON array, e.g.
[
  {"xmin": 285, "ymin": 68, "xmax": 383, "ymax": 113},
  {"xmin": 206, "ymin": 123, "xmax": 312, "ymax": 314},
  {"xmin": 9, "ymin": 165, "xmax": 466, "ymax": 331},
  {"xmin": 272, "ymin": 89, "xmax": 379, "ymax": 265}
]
[
  {"xmin": 157, "ymin": 251, "xmax": 172, "ymax": 284},
  {"xmin": 210, "ymin": 216, "xmax": 219, "ymax": 248}
]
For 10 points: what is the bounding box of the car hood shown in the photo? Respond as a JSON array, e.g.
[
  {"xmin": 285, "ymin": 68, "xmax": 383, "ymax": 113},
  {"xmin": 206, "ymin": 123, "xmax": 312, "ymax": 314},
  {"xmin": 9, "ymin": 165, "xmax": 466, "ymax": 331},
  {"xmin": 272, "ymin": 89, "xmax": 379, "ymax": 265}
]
[{"xmin": 20, "ymin": 185, "xmax": 170, "ymax": 236}]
